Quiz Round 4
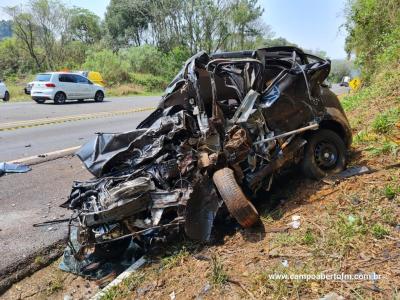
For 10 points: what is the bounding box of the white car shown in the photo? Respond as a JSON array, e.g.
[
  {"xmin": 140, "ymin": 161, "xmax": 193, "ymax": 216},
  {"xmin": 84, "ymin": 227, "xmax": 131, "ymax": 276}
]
[
  {"xmin": 0, "ymin": 80, "xmax": 10, "ymax": 102},
  {"xmin": 30, "ymin": 72, "xmax": 105, "ymax": 104}
]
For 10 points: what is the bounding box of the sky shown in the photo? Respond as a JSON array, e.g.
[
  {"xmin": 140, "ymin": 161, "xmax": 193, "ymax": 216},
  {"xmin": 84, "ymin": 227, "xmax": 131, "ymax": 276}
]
[{"xmin": 0, "ymin": 0, "xmax": 348, "ymax": 59}]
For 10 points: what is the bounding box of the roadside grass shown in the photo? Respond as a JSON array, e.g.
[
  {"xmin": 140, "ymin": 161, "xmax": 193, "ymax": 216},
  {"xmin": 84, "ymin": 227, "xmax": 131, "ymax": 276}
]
[
  {"xmin": 106, "ymin": 83, "xmax": 163, "ymax": 97},
  {"xmin": 161, "ymin": 246, "xmax": 190, "ymax": 270},
  {"xmin": 371, "ymin": 108, "xmax": 400, "ymax": 134},
  {"xmin": 343, "ymin": 68, "xmax": 400, "ymax": 159},
  {"xmin": 209, "ymin": 255, "xmax": 228, "ymax": 287},
  {"xmin": 4, "ymin": 76, "xmax": 32, "ymax": 102},
  {"xmin": 33, "ymin": 255, "xmax": 44, "ymax": 266},
  {"xmin": 45, "ymin": 273, "xmax": 64, "ymax": 296},
  {"xmin": 253, "ymin": 263, "xmax": 315, "ymax": 299},
  {"xmin": 100, "ymin": 271, "xmax": 146, "ymax": 300}
]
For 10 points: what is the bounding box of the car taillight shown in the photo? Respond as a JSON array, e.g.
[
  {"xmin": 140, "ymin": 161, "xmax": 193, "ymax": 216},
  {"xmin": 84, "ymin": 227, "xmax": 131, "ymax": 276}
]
[{"xmin": 45, "ymin": 83, "xmax": 56, "ymax": 87}]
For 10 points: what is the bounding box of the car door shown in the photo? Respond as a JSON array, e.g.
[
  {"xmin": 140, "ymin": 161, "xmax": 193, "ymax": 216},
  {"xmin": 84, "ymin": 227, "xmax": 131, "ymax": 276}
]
[
  {"xmin": 75, "ymin": 75, "xmax": 92, "ymax": 98},
  {"xmin": 58, "ymin": 74, "xmax": 77, "ymax": 99},
  {"xmin": 0, "ymin": 80, "xmax": 5, "ymax": 98}
]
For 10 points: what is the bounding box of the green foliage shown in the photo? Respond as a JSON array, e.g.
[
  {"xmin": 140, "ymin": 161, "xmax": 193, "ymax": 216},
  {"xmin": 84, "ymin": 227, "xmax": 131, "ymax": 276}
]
[
  {"xmin": 383, "ymin": 185, "xmax": 400, "ymax": 200},
  {"xmin": 83, "ymin": 49, "xmax": 130, "ymax": 85},
  {"xmin": 69, "ymin": 8, "xmax": 102, "ymax": 44},
  {"xmin": 121, "ymin": 45, "xmax": 164, "ymax": 75},
  {"xmin": 209, "ymin": 255, "xmax": 228, "ymax": 286},
  {"xmin": 365, "ymin": 140, "xmax": 399, "ymax": 156},
  {"xmin": 0, "ymin": 38, "xmax": 35, "ymax": 78},
  {"xmin": 371, "ymin": 223, "xmax": 390, "ymax": 239},
  {"xmin": 371, "ymin": 108, "xmax": 400, "ymax": 134},
  {"xmin": 105, "ymin": 0, "xmax": 150, "ymax": 49},
  {"xmin": 302, "ymin": 229, "xmax": 315, "ymax": 245},
  {"xmin": 100, "ymin": 271, "xmax": 145, "ymax": 300},
  {"xmin": 161, "ymin": 247, "xmax": 189, "ymax": 270},
  {"xmin": 131, "ymin": 73, "xmax": 168, "ymax": 92},
  {"xmin": 344, "ymin": 0, "xmax": 400, "ymax": 81}
]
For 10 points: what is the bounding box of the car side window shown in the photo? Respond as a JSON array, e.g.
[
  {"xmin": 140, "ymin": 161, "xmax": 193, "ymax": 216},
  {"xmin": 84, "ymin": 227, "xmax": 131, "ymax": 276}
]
[
  {"xmin": 76, "ymin": 75, "xmax": 89, "ymax": 84},
  {"xmin": 59, "ymin": 74, "xmax": 76, "ymax": 83}
]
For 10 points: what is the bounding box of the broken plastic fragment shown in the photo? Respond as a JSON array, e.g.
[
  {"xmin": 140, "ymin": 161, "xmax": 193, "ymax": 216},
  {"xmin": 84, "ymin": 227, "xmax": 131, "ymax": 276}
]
[{"xmin": 288, "ymin": 215, "xmax": 301, "ymax": 229}]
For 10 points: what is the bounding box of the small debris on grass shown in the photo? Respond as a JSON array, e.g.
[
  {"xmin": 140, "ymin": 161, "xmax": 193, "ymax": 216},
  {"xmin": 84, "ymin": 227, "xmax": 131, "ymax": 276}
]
[
  {"xmin": 281, "ymin": 259, "xmax": 289, "ymax": 267},
  {"xmin": 169, "ymin": 291, "xmax": 176, "ymax": 300},
  {"xmin": 288, "ymin": 215, "xmax": 301, "ymax": 229},
  {"xmin": 319, "ymin": 292, "xmax": 345, "ymax": 300},
  {"xmin": 323, "ymin": 165, "xmax": 371, "ymax": 184}
]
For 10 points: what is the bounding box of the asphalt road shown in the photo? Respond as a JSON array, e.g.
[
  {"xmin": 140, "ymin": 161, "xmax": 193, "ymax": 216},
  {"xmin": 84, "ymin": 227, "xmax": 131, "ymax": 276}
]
[
  {"xmin": 0, "ymin": 96, "xmax": 159, "ymax": 279},
  {"xmin": 0, "ymin": 96, "xmax": 160, "ymax": 162},
  {"xmin": 0, "ymin": 156, "xmax": 91, "ymax": 275},
  {"xmin": 330, "ymin": 83, "xmax": 350, "ymax": 96}
]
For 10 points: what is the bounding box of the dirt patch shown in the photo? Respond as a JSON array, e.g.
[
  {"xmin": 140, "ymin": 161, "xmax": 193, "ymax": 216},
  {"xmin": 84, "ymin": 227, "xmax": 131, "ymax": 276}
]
[
  {"xmin": 97, "ymin": 150, "xmax": 399, "ymax": 299},
  {"xmin": 1, "ymin": 258, "xmax": 99, "ymax": 300}
]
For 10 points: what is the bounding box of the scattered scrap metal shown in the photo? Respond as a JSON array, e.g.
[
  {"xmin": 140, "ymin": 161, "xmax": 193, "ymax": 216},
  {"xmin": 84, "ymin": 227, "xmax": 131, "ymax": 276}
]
[
  {"xmin": 60, "ymin": 47, "xmax": 352, "ymax": 276},
  {"xmin": 0, "ymin": 162, "xmax": 31, "ymax": 176}
]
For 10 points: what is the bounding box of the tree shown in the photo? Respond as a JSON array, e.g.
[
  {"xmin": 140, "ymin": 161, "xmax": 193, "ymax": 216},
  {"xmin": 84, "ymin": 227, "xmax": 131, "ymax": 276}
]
[
  {"xmin": 229, "ymin": 0, "xmax": 264, "ymax": 49},
  {"xmin": 0, "ymin": 20, "xmax": 13, "ymax": 40},
  {"xmin": 105, "ymin": 0, "xmax": 151, "ymax": 49},
  {"xmin": 69, "ymin": 8, "xmax": 102, "ymax": 44},
  {"xmin": 344, "ymin": 0, "xmax": 400, "ymax": 79},
  {"xmin": 5, "ymin": 0, "xmax": 77, "ymax": 70},
  {"xmin": 5, "ymin": 6, "xmax": 43, "ymax": 69}
]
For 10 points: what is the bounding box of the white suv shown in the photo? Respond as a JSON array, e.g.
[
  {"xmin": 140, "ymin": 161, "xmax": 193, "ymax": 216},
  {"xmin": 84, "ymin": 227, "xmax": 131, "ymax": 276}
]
[
  {"xmin": 0, "ymin": 80, "xmax": 10, "ymax": 102},
  {"xmin": 30, "ymin": 72, "xmax": 105, "ymax": 104}
]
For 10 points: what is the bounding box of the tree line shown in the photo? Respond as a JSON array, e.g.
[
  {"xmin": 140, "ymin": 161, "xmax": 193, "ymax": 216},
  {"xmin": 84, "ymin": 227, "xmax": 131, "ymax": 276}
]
[
  {"xmin": 0, "ymin": 0, "xmax": 327, "ymax": 85},
  {"xmin": 344, "ymin": 0, "xmax": 400, "ymax": 82}
]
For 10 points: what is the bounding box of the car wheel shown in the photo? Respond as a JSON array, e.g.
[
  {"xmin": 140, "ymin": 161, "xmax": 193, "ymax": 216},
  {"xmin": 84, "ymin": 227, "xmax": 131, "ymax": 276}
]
[
  {"xmin": 34, "ymin": 99, "xmax": 46, "ymax": 104},
  {"xmin": 213, "ymin": 168, "xmax": 259, "ymax": 228},
  {"xmin": 94, "ymin": 91, "xmax": 104, "ymax": 102},
  {"xmin": 77, "ymin": 99, "xmax": 84, "ymax": 103},
  {"xmin": 54, "ymin": 92, "xmax": 66, "ymax": 104},
  {"xmin": 301, "ymin": 129, "xmax": 347, "ymax": 179},
  {"xmin": 3, "ymin": 91, "xmax": 10, "ymax": 102}
]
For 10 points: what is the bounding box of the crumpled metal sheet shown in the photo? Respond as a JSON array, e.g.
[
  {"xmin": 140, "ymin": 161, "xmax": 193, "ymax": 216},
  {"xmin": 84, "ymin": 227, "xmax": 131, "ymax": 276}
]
[
  {"xmin": 77, "ymin": 110, "xmax": 193, "ymax": 177},
  {"xmin": 185, "ymin": 175, "xmax": 221, "ymax": 241},
  {"xmin": 0, "ymin": 162, "xmax": 31, "ymax": 176}
]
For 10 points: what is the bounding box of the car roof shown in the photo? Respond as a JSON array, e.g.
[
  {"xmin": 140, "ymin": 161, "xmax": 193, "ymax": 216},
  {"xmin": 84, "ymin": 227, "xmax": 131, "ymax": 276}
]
[{"xmin": 36, "ymin": 72, "xmax": 83, "ymax": 75}]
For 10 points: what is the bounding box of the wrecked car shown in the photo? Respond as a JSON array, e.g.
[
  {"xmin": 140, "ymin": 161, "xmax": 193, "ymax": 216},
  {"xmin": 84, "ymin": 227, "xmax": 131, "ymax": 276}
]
[{"xmin": 61, "ymin": 46, "xmax": 352, "ymax": 263}]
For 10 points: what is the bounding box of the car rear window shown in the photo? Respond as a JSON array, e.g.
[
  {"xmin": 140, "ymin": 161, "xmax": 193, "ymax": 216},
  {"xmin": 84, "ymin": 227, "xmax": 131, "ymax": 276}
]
[{"xmin": 35, "ymin": 74, "xmax": 52, "ymax": 81}]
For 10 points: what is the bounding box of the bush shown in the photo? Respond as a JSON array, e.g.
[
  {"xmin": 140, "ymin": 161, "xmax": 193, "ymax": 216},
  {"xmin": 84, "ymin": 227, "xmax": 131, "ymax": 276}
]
[
  {"xmin": 130, "ymin": 73, "xmax": 168, "ymax": 91},
  {"xmin": 83, "ymin": 49, "xmax": 130, "ymax": 85},
  {"xmin": 121, "ymin": 45, "xmax": 164, "ymax": 75},
  {"xmin": 122, "ymin": 45, "xmax": 190, "ymax": 81}
]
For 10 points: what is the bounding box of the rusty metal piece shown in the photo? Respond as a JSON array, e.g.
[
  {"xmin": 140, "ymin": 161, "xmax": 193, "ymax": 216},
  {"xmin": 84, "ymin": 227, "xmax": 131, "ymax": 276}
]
[
  {"xmin": 224, "ymin": 125, "xmax": 252, "ymax": 164},
  {"xmin": 198, "ymin": 151, "xmax": 210, "ymax": 169}
]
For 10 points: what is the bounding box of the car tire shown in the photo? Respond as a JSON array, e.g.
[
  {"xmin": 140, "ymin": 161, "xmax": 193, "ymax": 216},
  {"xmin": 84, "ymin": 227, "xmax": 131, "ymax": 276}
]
[
  {"xmin": 3, "ymin": 91, "xmax": 10, "ymax": 102},
  {"xmin": 94, "ymin": 91, "xmax": 104, "ymax": 102},
  {"xmin": 54, "ymin": 92, "xmax": 66, "ymax": 104},
  {"xmin": 34, "ymin": 99, "xmax": 45, "ymax": 104},
  {"xmin": 213, "ymin": 168, "xmax": 259, "ymax": 228},
  {"xmin": 301, "ymin": 129, "xmax": 347, "ymax": 179}
]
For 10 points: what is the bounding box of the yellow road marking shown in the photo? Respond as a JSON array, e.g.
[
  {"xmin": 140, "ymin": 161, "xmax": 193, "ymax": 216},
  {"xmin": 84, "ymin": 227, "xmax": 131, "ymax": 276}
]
[{"xmin": 0, "ymin": 107, "xmax": 155, "ymax": 131}]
